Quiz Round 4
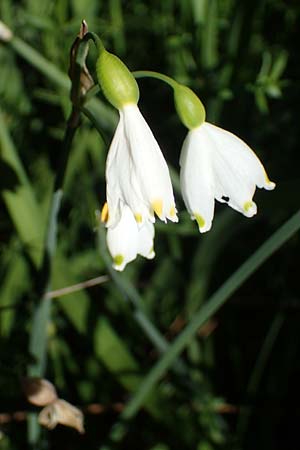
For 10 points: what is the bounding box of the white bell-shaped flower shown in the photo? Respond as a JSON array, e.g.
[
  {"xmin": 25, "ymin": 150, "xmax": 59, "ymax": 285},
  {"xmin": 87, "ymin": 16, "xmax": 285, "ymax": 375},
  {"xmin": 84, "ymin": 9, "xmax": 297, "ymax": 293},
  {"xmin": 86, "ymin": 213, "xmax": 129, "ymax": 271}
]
[
  {"xmin": 106, "ymin": 204, "xmax": 155, "ymax": 271},
  {"xmin": 180, "ymin": 122, "xmax": 275, "ymax": 233},
  {"xmin": 106, "ymin": 103, "xmax": 178, "ymax": 228}
]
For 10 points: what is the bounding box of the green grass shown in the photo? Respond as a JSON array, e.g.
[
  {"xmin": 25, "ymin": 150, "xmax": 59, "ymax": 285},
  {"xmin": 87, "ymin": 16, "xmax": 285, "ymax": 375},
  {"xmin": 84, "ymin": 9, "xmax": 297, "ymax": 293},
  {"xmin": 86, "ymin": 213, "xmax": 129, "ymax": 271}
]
[{"xmin": 1, "ymin": 1, "xmax": 300, "ymax": 450}]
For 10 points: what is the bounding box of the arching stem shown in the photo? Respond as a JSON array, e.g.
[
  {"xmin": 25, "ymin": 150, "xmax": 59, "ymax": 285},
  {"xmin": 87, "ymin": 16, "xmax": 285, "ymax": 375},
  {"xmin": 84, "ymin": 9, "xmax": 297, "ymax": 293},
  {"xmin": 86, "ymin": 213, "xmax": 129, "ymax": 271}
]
[{"xmin": 133, "ymin": 70, "xmax": 178, "ymax": 90}]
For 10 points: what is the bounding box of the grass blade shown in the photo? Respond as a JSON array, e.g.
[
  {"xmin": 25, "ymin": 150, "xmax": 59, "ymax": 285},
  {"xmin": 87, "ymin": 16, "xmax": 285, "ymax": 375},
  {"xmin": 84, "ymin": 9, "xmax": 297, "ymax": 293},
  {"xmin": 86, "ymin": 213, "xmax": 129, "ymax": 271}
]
[{"xmin": 120, "ymin": 210, "xmax": 300, "ymax": 419}]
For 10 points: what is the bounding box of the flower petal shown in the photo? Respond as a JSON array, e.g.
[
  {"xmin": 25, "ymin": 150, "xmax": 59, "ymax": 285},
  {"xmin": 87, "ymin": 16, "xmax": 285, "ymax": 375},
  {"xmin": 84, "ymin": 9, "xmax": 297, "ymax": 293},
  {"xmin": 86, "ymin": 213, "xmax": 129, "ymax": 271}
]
[
  {"xmin": 203, "ymin": 122, "xmax": 275, "ymax": 217},
  {"xmin": 105, "ymin": 104, "xmax": 177, "ymax": 227},
  {"xmin": 106, "ymin": 114, "xmax": 149, "ymax": 228},
  {"xmin": 180, "ymin": 128, "xmax": 215, "ymax": 232},
  {"xmin": 106, "ymin": 205, "xmax": 139, "ymax": 271},
  {"xmin": 105, "ymin": 115, "xmax": 126, "ymax": 227},
  {"xmin": 122, "ymin": 104, "xmax": 178, "ymax": 223},
  {"xmin": 137, "ymin": 221, "xmax": 155, "ymax": 259}
]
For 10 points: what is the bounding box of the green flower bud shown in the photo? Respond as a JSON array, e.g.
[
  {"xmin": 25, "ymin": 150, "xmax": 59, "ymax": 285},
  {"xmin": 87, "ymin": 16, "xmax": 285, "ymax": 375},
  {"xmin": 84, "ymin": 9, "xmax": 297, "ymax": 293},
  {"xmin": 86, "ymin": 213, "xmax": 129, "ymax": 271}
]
[
  {"xmin": 174, "ymin": 84, "xmax": 206, "ymax": 130},
  {"xmin": 96, "ymin": 49, "xmax": 139, "ymax": 109}
]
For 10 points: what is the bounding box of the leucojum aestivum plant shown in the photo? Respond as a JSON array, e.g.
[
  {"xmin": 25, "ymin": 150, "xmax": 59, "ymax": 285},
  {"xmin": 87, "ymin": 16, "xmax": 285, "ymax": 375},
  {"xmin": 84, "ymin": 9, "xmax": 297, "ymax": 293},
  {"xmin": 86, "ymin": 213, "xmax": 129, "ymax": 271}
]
[{"xmin": 83, "ymin": 30, "xmax": 275, "ymax": 271}]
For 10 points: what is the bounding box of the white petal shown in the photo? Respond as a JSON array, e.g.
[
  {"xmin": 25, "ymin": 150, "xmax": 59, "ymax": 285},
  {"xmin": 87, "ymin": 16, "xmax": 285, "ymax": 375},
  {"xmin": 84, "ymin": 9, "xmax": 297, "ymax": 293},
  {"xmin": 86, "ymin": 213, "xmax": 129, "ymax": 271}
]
[
  {"xmin": 105, "ymin": 115, "xmax": 126, "ymax": 227},
  {"xmin": 179, "ymin": 128, "xmax": 215, "ymax": 232},
  {"xmin": 137, "ymin": 221, "xmax": 155, "ymax": 259},
  {"xmin": 122, "ymin": 104, "xmax": 178, "ymax": 223},
  {"xmin": 179, "ymin": 121, "xmax": 275, "ymax": 232},
  {"xmin": 106, "ymin": 112, "xmax": 152, "ymax": 228},
  {"xmin": 105, "ymin": 104, "xmax": 177, "ymax": 227},
  {"xmin": 106, "ymin": 205, "xmax": 139, "ymax": 271},
  {"xmin": 203, "ymin": 122, "xmax": 275, "ymax": 217}
]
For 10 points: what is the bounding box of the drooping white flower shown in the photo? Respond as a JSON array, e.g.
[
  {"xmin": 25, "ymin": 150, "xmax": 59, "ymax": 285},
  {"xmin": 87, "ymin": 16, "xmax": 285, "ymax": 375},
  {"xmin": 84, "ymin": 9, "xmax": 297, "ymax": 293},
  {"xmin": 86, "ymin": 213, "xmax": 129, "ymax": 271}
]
[
  {"xmin": 106, "ymin": 203, "xmax": 155, "ymax": 271},
  {"xmin": 180, "ymin": 122, "xmax": 275, "ymax": 233},
  {"xmin": 105, "ymin": 103, "xmax": 178, "ymax": 228},
  {"xmin": 96, "ymin": 49, "xmax": 178, "ymax": 229}
]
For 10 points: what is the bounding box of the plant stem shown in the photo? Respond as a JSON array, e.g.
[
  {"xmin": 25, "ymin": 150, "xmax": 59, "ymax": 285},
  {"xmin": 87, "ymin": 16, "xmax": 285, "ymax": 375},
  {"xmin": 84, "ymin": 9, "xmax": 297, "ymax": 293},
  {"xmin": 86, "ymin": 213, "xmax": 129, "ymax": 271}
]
[
  {"xmin": 27, "ymin": 108, "xmax": 80, "ymax": 446},
  {"xmin": 119, "ymin": 209, "xmax": 300, "ymax": 420},
  {"xmin": 133, "ymin": 70, "xmax": 178, "ymax": 89},
  {"xmin": 97, "ymin": 226, "xmax": 169, "ymax": 353}
]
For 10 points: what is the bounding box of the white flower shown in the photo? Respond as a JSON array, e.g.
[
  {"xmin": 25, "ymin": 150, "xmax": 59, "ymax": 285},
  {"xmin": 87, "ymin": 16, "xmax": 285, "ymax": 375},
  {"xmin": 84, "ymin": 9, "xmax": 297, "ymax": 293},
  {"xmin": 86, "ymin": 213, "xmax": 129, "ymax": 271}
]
[
  {"xmin": 180, "ymin": 122, "xmax": 275, "ymax": 232},
  {"xmin": 106, "ymin": 204, "xmax": 155, "ymax": 271},
  {"xmin": 105, "ymin": 103, "xmax": 178, "ymax": 228}
]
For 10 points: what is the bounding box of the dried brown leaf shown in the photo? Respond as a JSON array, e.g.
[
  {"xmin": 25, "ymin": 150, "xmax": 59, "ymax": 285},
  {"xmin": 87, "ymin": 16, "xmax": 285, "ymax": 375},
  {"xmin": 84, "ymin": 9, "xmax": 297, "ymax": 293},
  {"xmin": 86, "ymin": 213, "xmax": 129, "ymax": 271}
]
[
  {"xmin": 38, "ymin": 399, "xmax": 84, "ymax": 433},
  {"xmin": 21, "ymin": 377, "xmax": 58, "ymax": 406}
]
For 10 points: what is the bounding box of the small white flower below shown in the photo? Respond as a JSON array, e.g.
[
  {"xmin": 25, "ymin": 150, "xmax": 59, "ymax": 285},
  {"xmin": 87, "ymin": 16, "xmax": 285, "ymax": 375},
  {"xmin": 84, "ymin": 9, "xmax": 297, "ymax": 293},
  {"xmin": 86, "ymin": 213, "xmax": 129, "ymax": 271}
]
[
  {"xmin": 180, "ymin": 122, "xmax": 275, "ymax": 232},
  {"xmin": 106, "ymin": 204, "xmax": 155, "ymax": 271}
]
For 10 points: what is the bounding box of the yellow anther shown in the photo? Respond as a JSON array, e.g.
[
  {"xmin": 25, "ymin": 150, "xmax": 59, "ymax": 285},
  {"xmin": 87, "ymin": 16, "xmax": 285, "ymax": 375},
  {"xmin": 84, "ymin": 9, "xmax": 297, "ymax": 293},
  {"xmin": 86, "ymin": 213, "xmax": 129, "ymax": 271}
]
[
  {"xmin": 134, "ymin": 213, "xmax": 143, "ymax": 223},
  {"xmin": 113, "ymin": 254, "xmax": 124, "ymax": 266},
  {"xmin": 194, "ymin": 213, "xmax": 206, "ymax": 229},
  {"xmin": 100, "ymin": 202, "xmax": 109, "ymax": 223},
  {"xmin": 151, "ymin": 199, "xmax": 163, "ymax": 217}
]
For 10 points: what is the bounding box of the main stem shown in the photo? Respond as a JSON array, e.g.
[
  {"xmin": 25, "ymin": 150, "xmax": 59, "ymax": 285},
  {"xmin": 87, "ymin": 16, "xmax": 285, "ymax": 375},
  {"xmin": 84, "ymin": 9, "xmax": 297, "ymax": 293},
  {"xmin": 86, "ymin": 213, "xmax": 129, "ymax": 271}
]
[{"xmin": 27, "ymin": 108, "xmax": 80, "ymax": 445}]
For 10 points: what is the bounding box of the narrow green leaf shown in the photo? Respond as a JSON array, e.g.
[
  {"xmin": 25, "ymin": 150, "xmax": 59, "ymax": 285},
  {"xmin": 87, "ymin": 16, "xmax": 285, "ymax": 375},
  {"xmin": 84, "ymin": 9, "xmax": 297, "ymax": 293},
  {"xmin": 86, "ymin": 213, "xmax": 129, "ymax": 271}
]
[
  {"xmin": 201, "ymin": 0, "xmax": 218, "ymax": 69},
  {"xmin": 0, "ymin": 110, "xmax": 45, "ymax": 266},
  {"xmin": 94, "ymin": 317, "xmax": 162, "ymax": 418},
  {"xmin": 120, "ymin": 210, "xmax": 300, "ymax": 419},
  {"xmin": 0, "ymin": 253, "xmax": 28, "ymax": 337}
]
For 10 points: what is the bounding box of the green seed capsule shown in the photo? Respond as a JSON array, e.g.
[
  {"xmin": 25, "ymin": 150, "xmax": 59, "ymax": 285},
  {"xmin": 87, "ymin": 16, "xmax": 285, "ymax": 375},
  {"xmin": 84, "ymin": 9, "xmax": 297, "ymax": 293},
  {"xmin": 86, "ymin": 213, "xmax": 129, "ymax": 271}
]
[
  {"xmin": 174, "ymin": 84, "xmax": 206, "ymax": 130},
  {"xmin": 96, "ymin": 50, "xmax": 139, "ymax": 109}
]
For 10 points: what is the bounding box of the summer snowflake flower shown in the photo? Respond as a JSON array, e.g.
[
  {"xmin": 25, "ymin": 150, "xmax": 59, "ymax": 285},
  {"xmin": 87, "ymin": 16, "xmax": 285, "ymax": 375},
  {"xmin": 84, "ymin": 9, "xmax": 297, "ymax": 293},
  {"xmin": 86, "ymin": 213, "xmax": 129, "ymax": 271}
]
[
  {"xmin": 96, "ymin": 49, "xmax": 177, "ymax": 229},
  {"xmin": 105, "ymin": 204, "xmax": 155, "ymax": 271},
  {"xmin": 105, "ymin": 103, "xmax": 178, "ymax": 228},
  {"xmin": 173, "ymin": 83, "xmax": 275, "ymax": 233},
  {"xmin": 180, "ymin": 122, "xmax": 276, "ymax": 233}
]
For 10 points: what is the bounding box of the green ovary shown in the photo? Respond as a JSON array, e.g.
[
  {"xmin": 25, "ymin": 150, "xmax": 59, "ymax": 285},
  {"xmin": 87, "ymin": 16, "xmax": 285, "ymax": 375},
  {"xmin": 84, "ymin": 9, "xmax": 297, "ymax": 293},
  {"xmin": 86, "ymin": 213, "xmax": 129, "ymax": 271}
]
[
  {"xmin": 96, "ymin": 50, "xmax": 139, "ymax": 110},
  {"xmin": 174, "ymin": 84, "xmax": 206, "ymax": 130}
]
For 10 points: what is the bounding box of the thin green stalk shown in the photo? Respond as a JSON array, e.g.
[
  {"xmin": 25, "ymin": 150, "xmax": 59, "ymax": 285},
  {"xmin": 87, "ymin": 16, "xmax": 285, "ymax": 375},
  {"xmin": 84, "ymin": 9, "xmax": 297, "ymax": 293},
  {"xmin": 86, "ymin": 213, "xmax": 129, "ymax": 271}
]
[
  {"xmin": 26, "ymin": 28, "xmax": 85, "ymax": 443},
  {"xmin": 28, "ymin": 110, "xmax": 80, "ymax": 364},
  {"xmin": 83, "ymin": 31, "xmax": 105, "ymax": 53},
  {"xmin": 133, "ymin": 70, "xmax": 178, "ymax": 89},
  {"xmin": 97, "ymin": 225, "xmax": 171, "ymax": 354},
  {"xmin": 119, "ymin": 210, "xmax": 300, "ymax": 420},
  {"xmin": 97, "ymin": 225, "xmax": 210, "ymax": 396},
  {"xmin": 27, "ymin": 109, "xmax": 80, "ymax": 446}
]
